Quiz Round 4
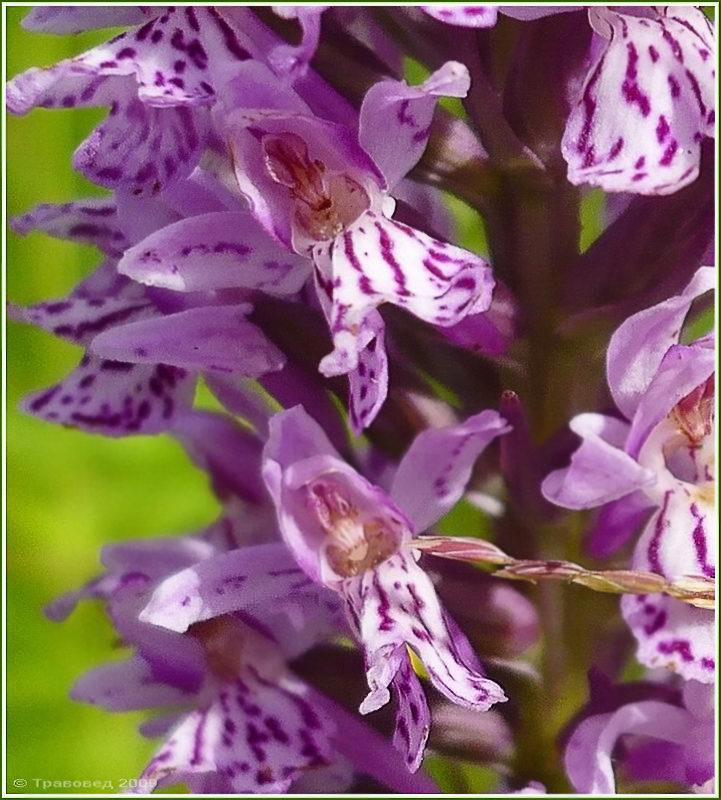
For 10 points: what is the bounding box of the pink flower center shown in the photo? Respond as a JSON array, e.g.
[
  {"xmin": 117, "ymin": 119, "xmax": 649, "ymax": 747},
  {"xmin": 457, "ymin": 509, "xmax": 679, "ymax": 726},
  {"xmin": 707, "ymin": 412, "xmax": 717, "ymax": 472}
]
[
  {"xmin": 262, "ymin": 132, "xmax": 370, "ymax": 241},
  {"xmin": 306, "ymin": 478, "xmax": 401, "ymax": 578},
  {"xmin": 670, "ymin": 376, "xmax": 715, "ymax": 445}
]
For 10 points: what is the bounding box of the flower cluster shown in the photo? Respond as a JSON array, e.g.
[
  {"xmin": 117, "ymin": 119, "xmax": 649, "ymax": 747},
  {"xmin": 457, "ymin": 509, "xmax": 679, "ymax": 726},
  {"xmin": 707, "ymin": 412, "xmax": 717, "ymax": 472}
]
[{"xmin": 7, "ymin": 4, "xmax": 716, "ymax": 795}]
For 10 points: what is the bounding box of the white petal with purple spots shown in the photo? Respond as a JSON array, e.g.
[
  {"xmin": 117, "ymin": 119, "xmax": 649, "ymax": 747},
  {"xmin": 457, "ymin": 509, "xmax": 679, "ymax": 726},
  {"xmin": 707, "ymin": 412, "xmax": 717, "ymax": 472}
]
[{"xmin": 562, "ymin": 7, "xmax": 715, "ymax": 195}]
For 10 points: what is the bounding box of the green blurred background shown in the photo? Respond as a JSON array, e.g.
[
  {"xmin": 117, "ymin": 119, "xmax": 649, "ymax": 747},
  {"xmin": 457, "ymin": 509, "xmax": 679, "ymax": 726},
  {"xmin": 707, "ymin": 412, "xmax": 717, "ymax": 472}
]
[{"xmin": 6, "ymin": 7, "xmax": 220, "ymax": 793}]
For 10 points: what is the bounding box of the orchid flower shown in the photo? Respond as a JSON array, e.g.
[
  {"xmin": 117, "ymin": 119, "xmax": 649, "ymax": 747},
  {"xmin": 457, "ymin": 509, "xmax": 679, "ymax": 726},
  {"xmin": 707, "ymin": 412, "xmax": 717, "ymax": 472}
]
[{"xmin": 543, "ymin": 267, "xmax": 716, "ymax": 681}]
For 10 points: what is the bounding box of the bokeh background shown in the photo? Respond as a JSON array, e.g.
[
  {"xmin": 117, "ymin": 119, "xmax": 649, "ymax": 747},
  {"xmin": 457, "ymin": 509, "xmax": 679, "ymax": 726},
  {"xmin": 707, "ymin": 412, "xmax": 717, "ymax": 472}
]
[{"xmin": 5, "ymin": 4, "xmax": 714, "ymax": 795}]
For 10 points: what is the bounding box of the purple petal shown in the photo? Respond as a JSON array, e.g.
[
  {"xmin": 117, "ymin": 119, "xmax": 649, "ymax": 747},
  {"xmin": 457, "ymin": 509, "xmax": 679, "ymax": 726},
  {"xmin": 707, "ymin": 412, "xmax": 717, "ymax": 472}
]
[
  {"xmin": 22, "ymin": 6, "xmax": 154, "ymax": 34},
  {"xmin": 607, "ymin": 267, "xmax": 714, "ymax": 418},
  {"xmin": 71, "ymin": 656, "xmax": 194, "ymax": 712},
  {"xmin": 313, "ymin": 689, "xmax": 437, "ymax": 792},
  {"xmin": 391, "ymin": 409, "xmax": 511, "ymax": 532},
  {"xmin": 359, "ymin": 61, "xmax": 470, "ymax": 189},
  {"xmin": 541, "ymin": 414, "xmax": 656, "ymax": 510},
  {"xmin": 90, "ymin": 305, "xmax": 285, "ymax": 377},
  {"xmin": 347, "ymin": 552, "xmax": 506, "ymax": 717},
  {"xmin": 9, "ymin": 288, "xmax": 152, "ymax": 347},
  {"xmin": 586, "ymin": 491, "xmax": 655, "ymax": 558},
  {"xmin": 21, "ymin": 355, "xmax": 195, "ymax": 436},
  {"xmin": 269, "ymin": 6, "xmax": 328, "ymax": 78},
  {"xmin": 73, "ymin": 82, "xmax": 211, "ymax": 196},
  {"xmin": 139, "ymin": 543, "xmax": 315, "ymax": 633},
  {"xmin": 565, "ymin": 700, "xmax": 694, "ymax": 793},
  {"xmin": 11, "ymin": 198, "xmax": 126, "ymax": 256},
  {"xmin": 562, "ymin": 7, "xmax": 715, "ymax": 195},
  {"xmin": 119, "ymin": 211, "xmax": 310, "ymax": 293},
  {"xmin": 622, "ymin": 488, "xmax": 715, "ymax": 683},
  {"xmin": 140, "ymin": 668, "xmax": 334, "ymax": 793},
  {"xmin": 391, "ymin": 653, "xmax": 431, "ymax": 772},
  {"xmin": 318, "ymin": 212, "xmax": 494, "ymax": 375}
]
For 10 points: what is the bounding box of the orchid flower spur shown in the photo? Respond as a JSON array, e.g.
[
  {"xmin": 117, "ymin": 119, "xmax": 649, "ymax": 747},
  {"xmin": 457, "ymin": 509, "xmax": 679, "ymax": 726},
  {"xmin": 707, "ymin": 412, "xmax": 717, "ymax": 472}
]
[{"xmin": 543, "ymin": 267, "xmax": 716, "ymax": 682}]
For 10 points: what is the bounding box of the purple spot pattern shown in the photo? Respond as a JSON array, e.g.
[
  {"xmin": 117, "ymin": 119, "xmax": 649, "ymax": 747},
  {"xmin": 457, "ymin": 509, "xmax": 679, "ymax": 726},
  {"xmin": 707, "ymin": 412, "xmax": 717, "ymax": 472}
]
[
  {"xmin": 622, "ymin": 485, "xmax": 715, "ymax": 683},
  {"xmin": 23, "ymin": 355, "xmax": 195, "ymax": 437},
  {"xmin": 348, "ymin": 314, "xmax": 388, "ymax": 434},
  {"xmin": 562, "ymin": 6, "xmax": 715, "ymax": 195},
  {"xmin": 344, "ymin": 549, "xmax": 505, "ymax": 763},
  {"xmin": 11, "ymin": 198, "xmax": 127, "ymax": 256},
  {"xmin": 7, "ymin": 7, "xmax": 254, "ymax": 195},
  {"xmin": 315, "ymin": 211, "xmax": 493, "ymax": 376},
  {"xmin": 139, "ymin": 667, "xmax": 333, "ymax": 793},
  {"xmin": 391, "ymin": 653, "xmax": 430, "ymax": 772}
]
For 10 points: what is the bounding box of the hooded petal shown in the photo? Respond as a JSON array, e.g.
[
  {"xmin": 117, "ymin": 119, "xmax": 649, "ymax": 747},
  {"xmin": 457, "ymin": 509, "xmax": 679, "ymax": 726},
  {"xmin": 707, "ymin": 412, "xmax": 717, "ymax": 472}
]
[
  {"xmin": 562, "ymin": 7, "xmax": 715, "ymax": 195},
  {"xmin": 90, "ymin": 304, "xmax": 285, "ymax": 377},
  {"xmin": 11, "ymin": 198, "xmax": 127, "ymax": 256},
  {"xmin": 140, "ymin": 668, "xmax": 334, "ymax": 793},
  {"xmin": 318, "ymin": 212, "xmax": 494, "ymax": 375},
  {"xmin": 359, "ymin": 61, "xmax": 470, "ymax": 189},
  {"xmin": 391, "ymin": 409, "xmax": 511, "ymax": 532},
  {"xmin": 565, "ymin": 700, "xmax": 693, "ymax": 793},
  {"xmin": 541, "ymin": 414, "xmax": 656, "ymax": 510},
  {"xmin": 346, "ymin": 552, "xmax": 506, "ymax": 716},
  {"xmin": 118, "ymin": 211, "xmax": 310, "ymax": 293},
  {"xmin": 21, "ymin": 355, "xmax": 195, "ymax": 436},
  {"xmin": 139, "ymin": 543, "xmax": 317, "ymax": 633},
  {"xmin": 607, "ymin": 267, "xmax": 714, "ymax": 419},
  {"xmin": 226, "ymin": 109, "xmax": 385, "ymax": 249},
  {"xmin": 621, "ymin": 488, "xmax": 715, "ymax": 683},
  {"xmin": 625, "ymin": 340, "xmax": 715, "ymax": 458}
]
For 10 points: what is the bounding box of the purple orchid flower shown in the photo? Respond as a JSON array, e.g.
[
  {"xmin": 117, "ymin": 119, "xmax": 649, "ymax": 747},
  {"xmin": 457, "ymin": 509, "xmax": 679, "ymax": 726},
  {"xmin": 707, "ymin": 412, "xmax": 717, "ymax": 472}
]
[
  {"xmin": 56, "ymin": 529, "xmax": 431, "ymax": 794},
  {"xmin": 565, "ymin": 677, "xmax": 714, "ymax": 793},
  {"xmin": 261, "ymin": 404, "xmax": 511, "ymax": 770},
  {"xmin": 116, "ymin": 58, "xmax": 495, "ymax": 431},
  {"xmin": 543, "ymin": 267, "xmax": 715, "ymax": 682},
  {"xmin": 46, "ymin": 405, "xmax": 435, "ymax": 794}
]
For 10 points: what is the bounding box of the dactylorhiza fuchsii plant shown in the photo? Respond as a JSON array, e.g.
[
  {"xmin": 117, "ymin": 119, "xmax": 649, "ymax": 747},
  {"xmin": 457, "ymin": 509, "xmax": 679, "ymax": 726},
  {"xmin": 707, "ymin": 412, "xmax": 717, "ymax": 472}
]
[{"xmin": 6, "ymin": 3, "xmax": 716, "ymax": 795}]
